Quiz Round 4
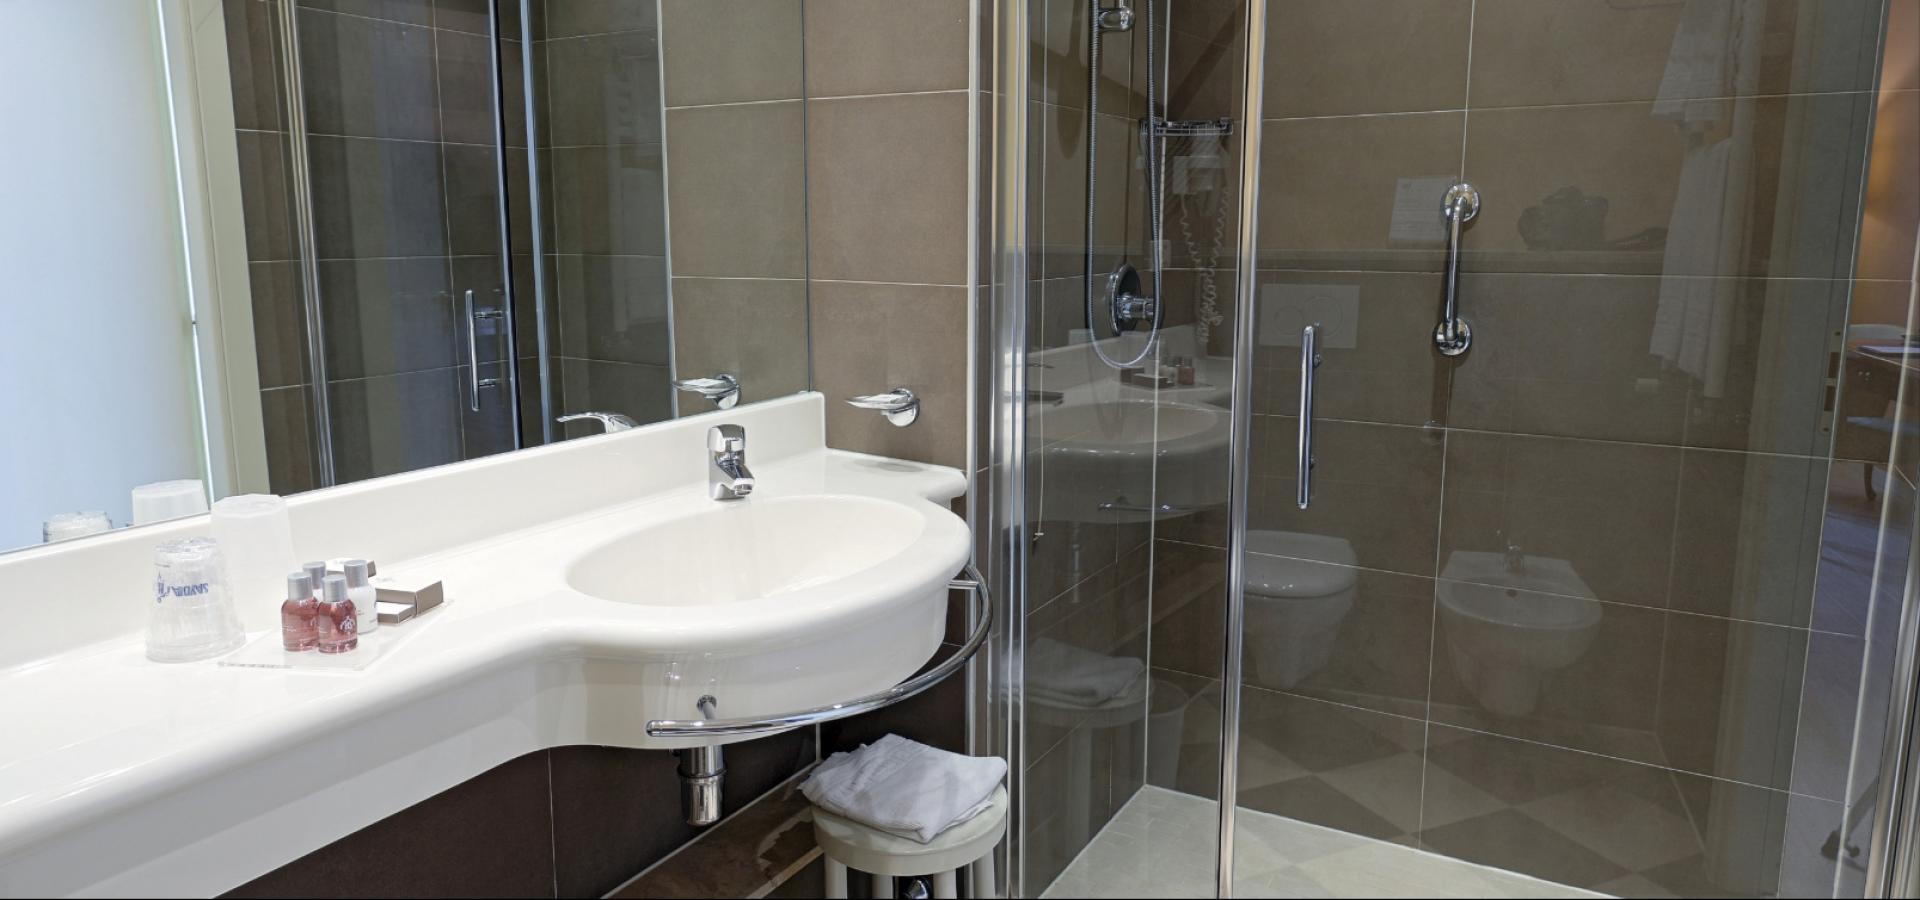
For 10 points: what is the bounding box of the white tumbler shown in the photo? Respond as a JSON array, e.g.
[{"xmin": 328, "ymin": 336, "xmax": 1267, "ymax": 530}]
[
  {"xmin": 131, "ymin": 479, "xmax": 210, "ymax": 525},
  {"xmin": 211, "ymin": 494, "xmax": 298, "ymax": 632},
  {"xmin": 146, "ymin": 537, "xmax": 246, "ymax": 663}
]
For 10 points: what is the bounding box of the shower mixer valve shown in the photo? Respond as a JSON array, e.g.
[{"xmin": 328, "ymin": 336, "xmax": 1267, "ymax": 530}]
[{"xmin": 1104, "ymin": 262, "xmax": 1158, "ymax": 333}]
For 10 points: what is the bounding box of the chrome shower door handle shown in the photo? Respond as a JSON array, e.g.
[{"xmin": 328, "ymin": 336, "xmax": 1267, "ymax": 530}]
[
  {"xmin": 1297, "ymin": 323, "xmax": 1322, "ymax": 510},
  {"xmin": 1434, "ymin": 182, "xmax": 1479, "ymax": 357},
  {"xmin": 464, "ymin": 289, "xmax": 505, "ymax": 411}
]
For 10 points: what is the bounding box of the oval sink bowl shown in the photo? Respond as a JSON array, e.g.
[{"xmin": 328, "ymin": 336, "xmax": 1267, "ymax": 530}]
[
  {"xmin": 1033, "ymin": 398, "xmax": 1231, "ymax": 523},
  {"xmin": 569, "ymin": 495, "xmax": 925, "ymax": 606},
  {"xmin": 559, "ymin": 493, "xmax": 970, "ymax": 748}
]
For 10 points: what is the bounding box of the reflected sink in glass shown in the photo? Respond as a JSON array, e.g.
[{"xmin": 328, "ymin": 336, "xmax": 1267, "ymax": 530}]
[
  {"xmin": 1436, "ymin": 551, "xmax": 1603, "ymax": 717},
  {"xmin": 568, "ymin": 495, "xmax": 925, "ymax": 607},
  {"xmin": 1033, "ymin": 399, "xmax": 1231, "ymax": 523}
]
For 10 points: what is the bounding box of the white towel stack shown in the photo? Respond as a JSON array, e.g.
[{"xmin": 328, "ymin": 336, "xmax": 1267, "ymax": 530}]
[
  {"xmin": 801, "ymin": 735, "xmax": 1007, "ymax": 844},
  {"xmin": 1026, "ymin": 637, "xmax": 1147, "ymax": 707}
]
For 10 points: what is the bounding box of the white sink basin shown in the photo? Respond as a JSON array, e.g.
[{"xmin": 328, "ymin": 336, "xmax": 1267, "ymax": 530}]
[
  {"xmin": 569, "ymin": 495, "xmax": 926, "ymax": 607},
  {"xmin": 1436, "ymin": 551, "xmax": 1602, "ymax": 716},
  {"xmin": 0, "ymin": 394, "xmax": 977, "ymax": 897},
  {"xmin": 1035, "ymin": 398, "xmax": 1231, "ymax": 522}
]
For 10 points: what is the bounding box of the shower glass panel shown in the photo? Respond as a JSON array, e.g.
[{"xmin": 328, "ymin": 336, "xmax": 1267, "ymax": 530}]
[
  {"xmin": 269, "ymin": 0, "xmax": 530, "ymax": 488},
  {"xmin": 244, "ymin": 0, "xmax": 684, "ymax": 492},
  {"xmin": 1228, "ymin": 1, "xmax": 1912, "ymax": 898},
  {"xmin": 1014, "ymin": 0, "xmax": 1248, "ymax": 895}
]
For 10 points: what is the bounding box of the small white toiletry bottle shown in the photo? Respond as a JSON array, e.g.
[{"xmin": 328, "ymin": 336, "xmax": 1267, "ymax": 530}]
[{"xmin": 343, "ymin": 559, "xmax": 378, "ymax": 634}]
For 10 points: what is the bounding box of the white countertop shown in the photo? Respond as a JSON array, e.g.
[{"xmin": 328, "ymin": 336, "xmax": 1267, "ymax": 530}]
[{"xmin": 0, "ymin": 394, "xmax": 969, "ymax": 897}]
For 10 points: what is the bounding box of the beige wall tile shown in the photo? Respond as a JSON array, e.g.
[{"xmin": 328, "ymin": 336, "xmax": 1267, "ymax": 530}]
[
  {"xmin": 1264, "ymin": 0, "xmax": 1470, "ymax": 118},
  {"xmin": 807, "ymin": 92, "xmax": 971, "ymax": 285},
  {"xmin": 1256, "ymin": 111, "xmax": 1462, "ymax": 272},
  {"xmin": 810, "ymin": 281, "xmax": 970, "ymax": 468},
  {"xmin": 668, "ymin": 277, "xmax": 809, "ymax": 410},
  {"xmin": 664, "ymin": 101, "xmax": 807, "ymax": 279},
  {"xmin": 659, "ymin": 0, "xmax": 802, "ymax": 106},
  {"xmin": 804, "ymin": 0, "xmax": 971, "ymax": 97}
]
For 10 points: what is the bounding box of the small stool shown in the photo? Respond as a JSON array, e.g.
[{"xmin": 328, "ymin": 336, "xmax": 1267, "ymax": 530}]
[{"xmin": 812, "ymin": 784, "xmax": 1006, "ymax": 899}]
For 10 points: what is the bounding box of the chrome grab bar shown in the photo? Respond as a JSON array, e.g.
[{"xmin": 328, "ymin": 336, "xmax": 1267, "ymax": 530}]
[
  {"xmin": 846, "ymin": 387, "xmax": 921, "ymax": 427},
  {"xmin": 1434, "ymin": 182, "xmax": 1479, "ymax": 357},
  {"xmin": 464, "ymin": 288, "xmax": 505, "ymax": 411},
  {"xmin": 1098, "ymin": 496, "xmax": 1194, "ymax": 516},
  {"xmin": 646, "ymin": 564, "xmax": 990, "ymax": 739},
  {"xmin": 1297, "ymin": 323, "xmax": 1321, "ymax": 510},
  {"xmin": 674, "ymin": 373, "xmax": 741, "ymax": 410}
]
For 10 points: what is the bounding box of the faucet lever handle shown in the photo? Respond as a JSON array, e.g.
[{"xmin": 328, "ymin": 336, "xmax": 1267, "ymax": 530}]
[{"xmin": 707, "ymin": 424, "xmax": 746, "ymax": 454}]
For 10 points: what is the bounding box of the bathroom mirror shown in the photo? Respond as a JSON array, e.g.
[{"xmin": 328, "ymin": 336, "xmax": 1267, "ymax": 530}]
[{"xmin": 0, "ymin": 0, "xmax": 810, "ymax": 555}]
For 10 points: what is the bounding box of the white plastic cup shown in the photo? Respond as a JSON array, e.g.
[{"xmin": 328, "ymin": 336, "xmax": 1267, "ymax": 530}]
[
  {"xmin": 146, "ymin": 537, "xmax": 246, "ymax": 663},
  {"xmin": 211, "ymin": 494, "xmax": 298, "ymax": 632},
  {"xmin": 131, "ymin": 479, "xmax": 210, "ymax": 525},
  {"xmin": 43, "ymin": 511, "xmax": 112, "ymax": 543}
]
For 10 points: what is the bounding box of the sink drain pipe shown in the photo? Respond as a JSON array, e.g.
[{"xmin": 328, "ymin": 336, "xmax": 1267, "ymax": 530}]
[{"xmin": 675, "ymin": 696, "xmax": 725, "ymax": 826}]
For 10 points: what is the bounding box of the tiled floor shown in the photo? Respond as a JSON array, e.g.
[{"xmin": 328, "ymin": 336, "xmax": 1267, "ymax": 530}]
[{"xmin": 1040, "ymin": 786, "xmax": 1602, "ymax": 899}]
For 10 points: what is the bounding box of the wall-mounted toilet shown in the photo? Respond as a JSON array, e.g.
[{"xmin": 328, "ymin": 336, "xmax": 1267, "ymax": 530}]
[
  {"xmin": 1436, "ymin": 552, "xmax": 1602, "ymax": 717},
  {"xmin": 1242, "ymin": 531, "xmax": 1358, "ymax": 689}
]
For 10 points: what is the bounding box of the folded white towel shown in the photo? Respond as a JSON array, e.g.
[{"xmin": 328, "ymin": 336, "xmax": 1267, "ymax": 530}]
[
  {"xmin": 1026, "ymin": 637, "xmax": 1146, "ymax": 707},
  {"xmin": 802, "ymin": 734, "xmax": 1008, "ymax": 844}
]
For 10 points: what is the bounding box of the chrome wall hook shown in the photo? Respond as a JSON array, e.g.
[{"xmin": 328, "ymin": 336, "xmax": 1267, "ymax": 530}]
[{"xmin": 846, "ymin": 388, "xmax": 920, "ymax": 427}]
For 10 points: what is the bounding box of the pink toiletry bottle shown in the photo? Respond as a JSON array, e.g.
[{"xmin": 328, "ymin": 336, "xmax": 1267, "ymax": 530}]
[
  {"xmin": 317, "ymin": 574, "xmax": 359, "ymax": 654},
  {"xmin": 281, "ymin": 572, "xmax": 319, "ymax": 651}
]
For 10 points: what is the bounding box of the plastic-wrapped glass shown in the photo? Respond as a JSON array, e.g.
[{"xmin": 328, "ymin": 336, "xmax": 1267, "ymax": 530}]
[{"xmin": 146, "ymin": 537, "xmax": 246, "ymax": 663}]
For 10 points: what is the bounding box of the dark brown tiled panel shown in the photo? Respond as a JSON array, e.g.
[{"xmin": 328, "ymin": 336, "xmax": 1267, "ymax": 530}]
[
  {"xmin": 222, "ymin": 751, "xmax": 555, "ymax": 898},
  {"xmin": 549, "ymin": 733, "xmax": 814, "ymax": 898}
]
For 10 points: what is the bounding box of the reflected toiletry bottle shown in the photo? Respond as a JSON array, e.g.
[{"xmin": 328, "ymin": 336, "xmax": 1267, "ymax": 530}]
[
  {"xmin": 317, "ymin": 574, "xmax": 359, "ymax": 654},
  {"xmin": 281, "ymin": 572, "xmax": 319, "ymax": 651},
  {"xmin": 303, "ymin": 561, "xmax": 328, "ymax": 600},
  {"xmin": 343, "ymin": 559, "xmax": 378, "ymax": 635}
]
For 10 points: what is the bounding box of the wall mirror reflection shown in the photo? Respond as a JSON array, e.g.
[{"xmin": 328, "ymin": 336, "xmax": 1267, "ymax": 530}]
[{"xmin": 2, "ymin": 0, "xmax": 810, "ymax": 555}]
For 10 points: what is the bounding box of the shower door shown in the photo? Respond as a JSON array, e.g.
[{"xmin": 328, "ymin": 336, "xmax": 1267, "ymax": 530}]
[
  {"xmin": 1221, "ymin": 1, "xmax": 1916, "ymax": 898},
  {"xmin": 262, "ymin": 0, "xmax": 536, "ymax": 490}
]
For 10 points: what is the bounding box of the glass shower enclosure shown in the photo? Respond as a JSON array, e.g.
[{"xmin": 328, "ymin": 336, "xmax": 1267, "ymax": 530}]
[
  {"xmin": 985, "ymin": 0, "xmax": 1920, "ymax": 897},
  {"xmin": 233, "ymin": 0, "xmax": 675, "ymax": 493}
]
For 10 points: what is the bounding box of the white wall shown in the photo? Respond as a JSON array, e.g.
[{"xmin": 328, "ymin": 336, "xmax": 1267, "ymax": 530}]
[{"xmin": 0, "ymin": 1, "xmax": 207, "ymax": 549}]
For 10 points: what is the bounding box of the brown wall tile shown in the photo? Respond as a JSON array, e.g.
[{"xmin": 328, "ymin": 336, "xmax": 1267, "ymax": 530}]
[
  {"xmin": 811, "ymin": 282, "xmax": 971, "ymax": 468},
  {"xmin": 664, "ymin": 102, "xmax": 807, "ymax": 279},
  {"xmin": 807, "ymin": 93, "xmax": 972, "ymax": 285}
]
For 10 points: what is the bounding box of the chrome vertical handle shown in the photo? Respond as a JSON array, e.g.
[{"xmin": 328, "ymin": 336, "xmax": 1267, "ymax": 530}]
[
  {"xmin": 1297, "ymin": 323, "xmax": 1322, "ymax": 510},
  {"xmin": 1434, "ymin": 182, "xmax": 1479, "ymax": 357},
  {"xmin": 465, "ymin": 289, "xmax": 504, "ymax": 412}
]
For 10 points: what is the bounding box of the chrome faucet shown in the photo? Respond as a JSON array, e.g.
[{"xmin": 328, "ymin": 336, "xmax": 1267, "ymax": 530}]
[
  {"xmin": 707, "ymin": 425, "xmax": 754, "ymax": 500},
  {"xmin": 1504, "ymin": 541, "xmax": 1526, "ymax": 573}
]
